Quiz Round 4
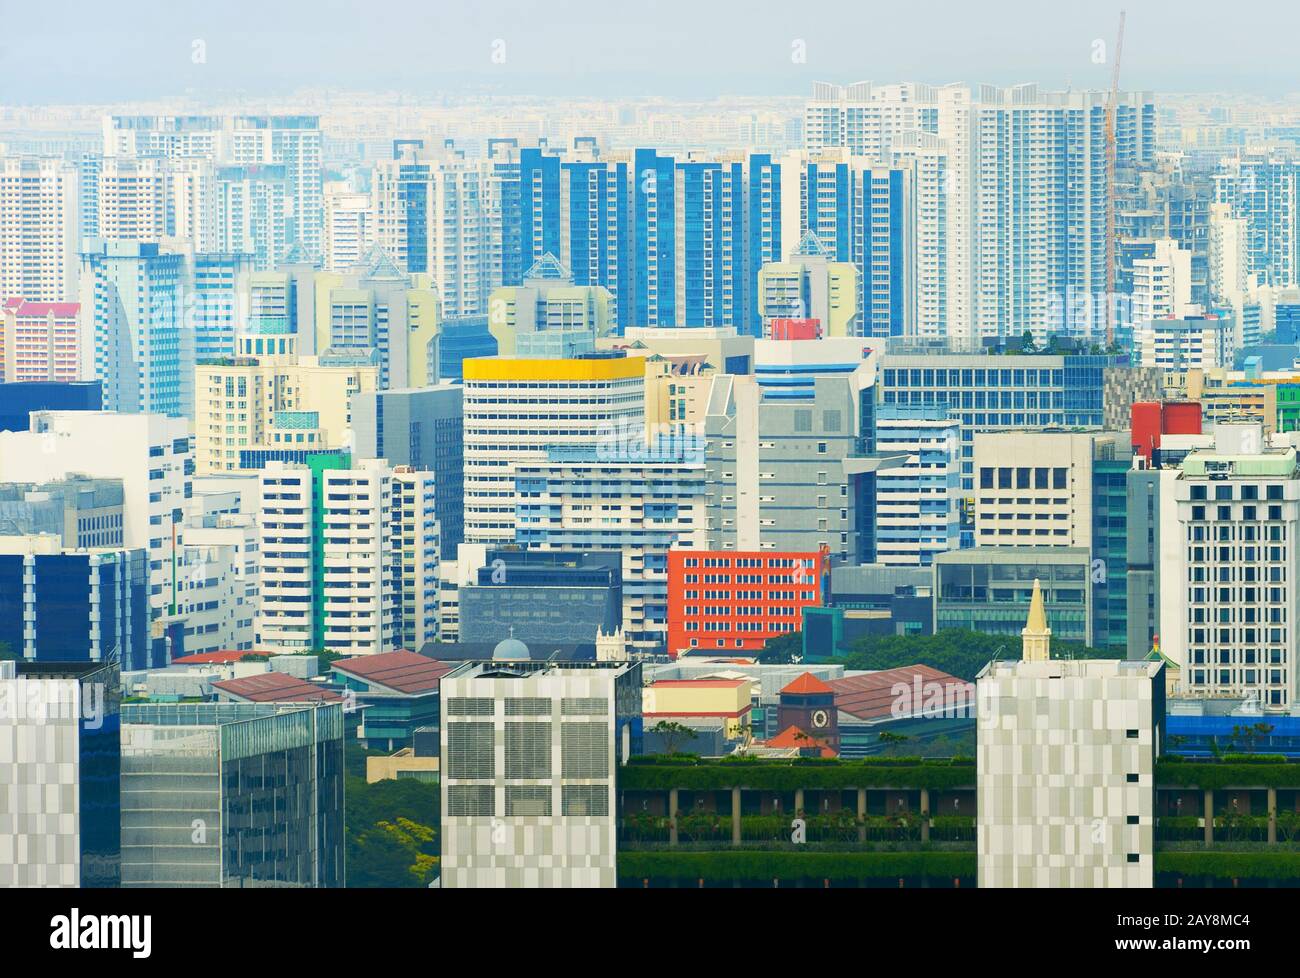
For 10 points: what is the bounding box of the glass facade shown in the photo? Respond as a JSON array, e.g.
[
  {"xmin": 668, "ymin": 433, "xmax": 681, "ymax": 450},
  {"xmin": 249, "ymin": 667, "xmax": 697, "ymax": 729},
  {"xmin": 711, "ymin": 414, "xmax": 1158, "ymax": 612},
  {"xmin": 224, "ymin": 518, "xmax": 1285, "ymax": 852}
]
[{"xmin": 120, "ymin": 702, "xmax": 344, "ymax": 887}]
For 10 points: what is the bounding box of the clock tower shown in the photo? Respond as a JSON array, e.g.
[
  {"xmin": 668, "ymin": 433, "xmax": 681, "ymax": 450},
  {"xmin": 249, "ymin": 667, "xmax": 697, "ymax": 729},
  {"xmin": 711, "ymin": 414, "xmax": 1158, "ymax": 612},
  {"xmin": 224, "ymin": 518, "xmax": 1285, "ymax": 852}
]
[{"xmin": 776, "ymin": 672, "xmax": 839, "ymax": 753}]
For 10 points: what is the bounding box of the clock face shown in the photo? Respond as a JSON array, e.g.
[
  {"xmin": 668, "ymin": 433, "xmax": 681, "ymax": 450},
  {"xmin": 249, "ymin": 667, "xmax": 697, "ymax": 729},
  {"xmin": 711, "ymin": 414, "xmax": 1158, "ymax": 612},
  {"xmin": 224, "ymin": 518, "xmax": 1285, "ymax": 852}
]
[{"xmin": 811, "ymin": 709, "xmax": 829, "ymax": 729}]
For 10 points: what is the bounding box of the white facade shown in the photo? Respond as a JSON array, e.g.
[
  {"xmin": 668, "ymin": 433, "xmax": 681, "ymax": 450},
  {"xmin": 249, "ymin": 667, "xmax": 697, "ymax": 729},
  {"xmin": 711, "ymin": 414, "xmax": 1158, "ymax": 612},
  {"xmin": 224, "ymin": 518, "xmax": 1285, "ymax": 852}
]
[
  {"xmin": 0, "ymin": 157, "xmax": 78, "ymax": 303},
  {"xmin": 874, "ymin": 408, "xmax": 961, "ymax": 565},
  {"xmin": 1131, "ymin": 238, "xmax": 1196, "ymax": 326},
  {"xmin": 439, "ymin": 659, "xmax": 636, "ymax": 888},
  {"xmin": 972, "ymin": 429, "xmax": 1128, "ymax": 550},
  {"xmin": 324, "ymin": 181, "xmax": 375, "ymax": 271},
  {"xmin": 461, "ymin": 357, "xmax": 646, "ymax": 546},
  {"xmin": 173, "ymin": 541, "xmax": 254, "ymax": 655},
  {"xmin": 513, "ymin": 454, "xmax": 707, "ymax": 652},
  {"xmin": 391, "ymin": 467, "xmax": 441, "ymax": 650},
  {"xmin": 1166, "ymin": 423, "xmax": 1300, "ymax": 711},
  {"xmin": 0, "ymin": 411, "xmax": 191, "ymax": 618},
  {"xmin": 977, "ymin": 656, "xmax": 1162, "ymax": 888},
  {"xmin": 256, "ymin": 458, "xmax": 439, "ymax": 655},
  {"xmin": 1135, "ymin": 315, "xmax": 1231, "ymax": 371}
]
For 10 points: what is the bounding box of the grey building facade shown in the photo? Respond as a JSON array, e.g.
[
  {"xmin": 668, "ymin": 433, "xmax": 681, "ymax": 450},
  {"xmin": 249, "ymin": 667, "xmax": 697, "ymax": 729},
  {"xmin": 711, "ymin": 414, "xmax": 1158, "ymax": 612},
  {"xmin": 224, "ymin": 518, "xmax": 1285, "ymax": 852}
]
[
  {"xmin": 119, "ymin": 701, "xmax": 345, "ymax": 887},
  {"xmin": 351, "ymin": 384, "xmax": 464, "ymax": 557}
]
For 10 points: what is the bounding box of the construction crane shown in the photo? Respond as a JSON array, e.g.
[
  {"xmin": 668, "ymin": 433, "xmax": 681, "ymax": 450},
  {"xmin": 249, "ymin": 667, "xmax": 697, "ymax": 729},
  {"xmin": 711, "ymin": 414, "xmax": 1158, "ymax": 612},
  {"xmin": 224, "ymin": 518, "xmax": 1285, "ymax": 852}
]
[{"xmin": 1104, "ymin": 10, "xmax": 1127, "ymax": 349}]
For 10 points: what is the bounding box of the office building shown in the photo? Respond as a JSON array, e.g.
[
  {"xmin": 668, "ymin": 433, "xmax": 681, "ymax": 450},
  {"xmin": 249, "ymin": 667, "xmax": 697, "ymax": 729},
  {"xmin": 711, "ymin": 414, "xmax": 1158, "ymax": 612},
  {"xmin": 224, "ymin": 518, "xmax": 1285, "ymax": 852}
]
[
  {"xmin": 1135, "ymin": 314, "xmax": 1232, "ymax": 371},
  {"xmin": 458, "ymin": 549, "xmax": 622, "ymax": 647},
  {"xmin": 0, "ymin": 660, "xmax": 121, "ymax": 887},
  {"xmin": 351, "ymin": 384, "xmax": 464, "ymax": 557},
  {"xmin": 0, "ymin": 533, "xmax": 152, "ymax": 669},
  {"xmin": 666, "ymin": 547, "xmax": 829, "ymax": 656},
  {"xmin": 0, "ymin": 379, "xmax": 101, "ymax": 432},
  {"xmin": 0, "ymin": 410, "xmax": 191, "ymax": 619},
  {"xmin": 439, "ymin": 658, "xmax": 641, "ymax": 888},
  {"xmin": 514, "ymin": 448, "xmax": 706, "ymax": 653},
  {"xmin": 934, "ymin": 546, "xmax": 1094, "ymax": 645},
  {"xmin": 873, "ymin": 406, "xmax": 961, "ymax": 565},
  {"xmin": 880, "ymin": 351, "xmax": 1159, "ymax": 491},
  {"xmin": 119, "ymin": 701, "xmax": 343, "ymax": 887},
  {"xmin": 461, "ymin": 352, "xmax": 645, "ymax": 545},
  {"xmin": 704, "ymin": 342, "xmax": 901, "ymax": 562},
  {"xmin": 977, "ymin": 586, "xmax": 1164, "ymax": 887},
  {"xmin": 0, "ymin": 475, "xmax": 124, "ymax": 548},
  {"xmin": 1165, "ymin": 423, "xmax": 1300, "ymax": 710}
]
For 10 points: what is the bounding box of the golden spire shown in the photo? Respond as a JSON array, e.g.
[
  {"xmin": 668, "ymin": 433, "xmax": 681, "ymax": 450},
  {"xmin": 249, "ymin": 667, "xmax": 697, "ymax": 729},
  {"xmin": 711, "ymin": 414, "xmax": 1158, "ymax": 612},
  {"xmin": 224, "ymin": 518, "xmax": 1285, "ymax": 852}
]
[{"xmin": 1022, "ymin": 578, "xmax": 1052, "ymax": 662}]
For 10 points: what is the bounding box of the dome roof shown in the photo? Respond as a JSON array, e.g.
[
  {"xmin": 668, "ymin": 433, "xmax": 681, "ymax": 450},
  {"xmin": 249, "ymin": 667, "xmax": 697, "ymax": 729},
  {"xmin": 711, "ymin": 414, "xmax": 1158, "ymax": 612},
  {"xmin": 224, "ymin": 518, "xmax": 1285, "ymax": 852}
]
[{"xmin": 493, "ymin": 637, "xmax": 530, "ymax": 661}]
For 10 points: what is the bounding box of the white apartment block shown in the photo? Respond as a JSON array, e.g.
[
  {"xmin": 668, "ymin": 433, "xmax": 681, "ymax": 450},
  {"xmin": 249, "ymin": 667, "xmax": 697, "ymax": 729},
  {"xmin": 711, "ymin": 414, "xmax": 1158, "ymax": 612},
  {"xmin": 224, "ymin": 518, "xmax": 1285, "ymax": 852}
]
[
  {"xmin": 256, "ymin": 462, "xmax": 314, "ymax": 650},
  {"xmin": 461, "ymin": 354, "xmax": 646, "ymax": 546},
  {"xmin": 373, "ymin": 147, "xmax": 493, "ymax": 318},
  {"xmin": 1166, "ymin": 423, "xmax": 1300, "ymax": 711},
  {"xmin": 103, "ymin": 114, "xmax": 324, "ymax": 261},
  {"xmin": 0, "ymin": 157, "xmax": 78, "ymax": 302},
  {"xmin": 439, "ymin": 659, "xmax": 639, "ymax": 888},
  {"xmin": 95, "ymin": 157, "xmax": 169, "ymax": 242},
  {"xmin": 0, "ymin": 411, "xmax": 191, "ymax": 619},
  {"xmin": 324, "ymin": 181, "xmax": 375, "ymax": 271},
  {"xmin": 0, "ymin": 299, "xmax": 87, "ymax": 384},
  {"xmin": 804, "ymin": 81, "xmax": 1154, "ymax": 342},
  {"xmin": 391, "ymin": 467, "xmax": 441, "ymax": 651},
  {"xmin": 320, "ymin": 460, "xmax": 395, "ymax": 656},
  {"xmin": 173, "ymin": 541, "xmax": 254, "ymax": 656},
  {"xmin": 256, "ymin": 458, "xmax": 438, "ymax": 656}
]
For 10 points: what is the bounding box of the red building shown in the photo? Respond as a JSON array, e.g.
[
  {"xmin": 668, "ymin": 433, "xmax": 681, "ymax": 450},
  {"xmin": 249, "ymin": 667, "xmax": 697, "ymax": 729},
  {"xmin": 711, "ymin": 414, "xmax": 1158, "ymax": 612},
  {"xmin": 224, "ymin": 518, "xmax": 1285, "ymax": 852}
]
[
  {"xmin": 1131, "ymin": 400, "xmax": 1202, "ymax": 462},
  {"xmin": 768, "ymin": 318, "xmax": 822, "ymax": 341},
  {"xmin": 665, "ymin": 546, "xmax": 830, "ymax": 657}
]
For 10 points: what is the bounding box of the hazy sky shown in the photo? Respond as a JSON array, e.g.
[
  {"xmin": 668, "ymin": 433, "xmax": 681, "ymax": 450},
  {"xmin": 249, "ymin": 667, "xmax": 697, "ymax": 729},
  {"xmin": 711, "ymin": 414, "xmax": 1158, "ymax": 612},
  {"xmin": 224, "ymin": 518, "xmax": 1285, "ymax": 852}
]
[{"xmin": 2, "ymin": 0, "xmax": 1297, "ymax": 103}]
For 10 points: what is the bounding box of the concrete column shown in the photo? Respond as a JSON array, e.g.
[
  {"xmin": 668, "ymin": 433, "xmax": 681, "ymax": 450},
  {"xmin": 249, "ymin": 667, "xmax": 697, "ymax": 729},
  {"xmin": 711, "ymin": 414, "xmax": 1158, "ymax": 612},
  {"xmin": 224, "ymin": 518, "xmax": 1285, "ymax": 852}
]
[
  {"xmin": 794, "ymin": 788, "xmax": 805, "ymax": 816},
  {"xmin": 1269, "ymin": 787, "xmax": 1278, "ymax": 845},
  {"xmin": 732, "ymin": 787, "xmax": 742, "ymax": 846},
  {"xmin": 920, "ymin": 788, "xmax": 931, "ymax": 843},
  {"xmin": 857, "ymin": 788, "xmax": 867, "ymax": 843},
  {"xmin": 669, "ymin": 788, "xmax": 679, "ymax": 846},
  {"xmin": 1203, "ymin": 789, "xmax": 1214, "ymax": 846}
]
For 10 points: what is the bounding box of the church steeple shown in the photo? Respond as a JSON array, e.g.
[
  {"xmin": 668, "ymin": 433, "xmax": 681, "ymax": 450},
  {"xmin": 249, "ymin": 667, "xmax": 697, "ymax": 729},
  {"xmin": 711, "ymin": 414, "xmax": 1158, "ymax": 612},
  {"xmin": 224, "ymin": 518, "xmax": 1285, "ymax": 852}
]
[{"xmin": 1021, "ymin": 578, "xmax": 1052, "ymax": 662}]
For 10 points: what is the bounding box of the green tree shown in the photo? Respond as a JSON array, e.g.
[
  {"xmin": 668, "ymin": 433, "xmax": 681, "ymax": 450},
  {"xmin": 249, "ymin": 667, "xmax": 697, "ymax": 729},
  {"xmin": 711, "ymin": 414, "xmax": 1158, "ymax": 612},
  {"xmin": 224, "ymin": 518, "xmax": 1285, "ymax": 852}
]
[
  {"xmin": 758, "ymin": 631, "xmax": 803, "ymax": 664},
  {"xmin": 651, "ymin": 720, "xmax": 698, "ymax": 756}
]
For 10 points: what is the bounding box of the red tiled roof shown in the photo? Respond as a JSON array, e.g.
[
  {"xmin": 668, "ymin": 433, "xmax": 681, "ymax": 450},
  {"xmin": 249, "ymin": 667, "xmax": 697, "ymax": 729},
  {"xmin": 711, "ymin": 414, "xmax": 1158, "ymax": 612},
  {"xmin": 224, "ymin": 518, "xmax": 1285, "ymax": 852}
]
[
  {"xmin": 2, "ymin": 298, "xmax": 79, "ymax": 318},
  {"xmin": 765, "ymin": 725, "xmax": 836, "ymax": 757},
  {"xmin": 330, "ymin": 650, "xmax": 453, "ymax": 695},
  {"xmin": 211, "ymin": 672, "xmax": 343, "ymax": 704},
  {"xmin": 172, "ymin": 650, "xmax": 270, "ymax": 665},
  {"xmin": 829, "ymin": 665, "xmax": 972, "ymax": 721},
  {"xmin": 780, "ymin": 671, "xmax": 834, "ymax": 696}
]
